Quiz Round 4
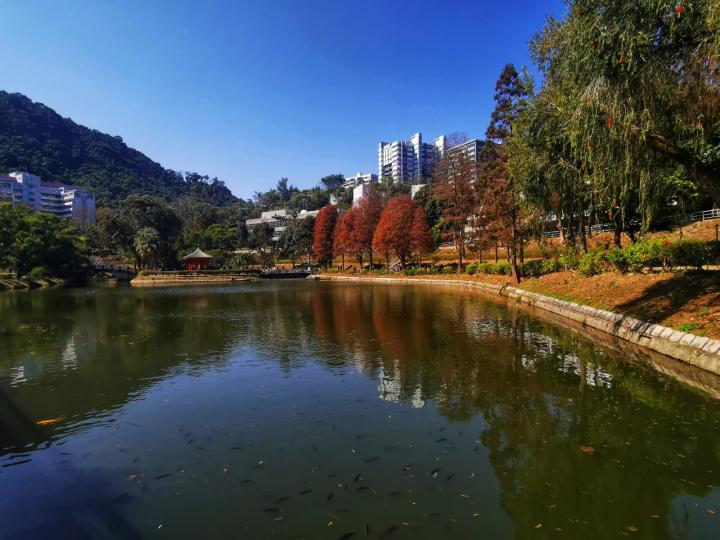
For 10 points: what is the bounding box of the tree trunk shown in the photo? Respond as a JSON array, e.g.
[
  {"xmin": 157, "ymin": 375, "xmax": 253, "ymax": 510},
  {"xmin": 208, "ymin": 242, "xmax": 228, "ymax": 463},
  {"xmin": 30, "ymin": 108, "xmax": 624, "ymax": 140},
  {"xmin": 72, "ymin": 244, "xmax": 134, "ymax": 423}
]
[
  {"xmin": 510, "ymin": 215, "xmax": 521, "ymax": 285},
  {"xmin": 612, "ymin": 210, "xmax": 622, "ymax": 248},
  {"xmin": 519, "ymin": 235, "xmax": 524, "ymax": 265},
  {"xmin": 341, "ymin": 253, "xmax": 345, "ymax": 271},
  {"xmin": 494, "ymin": 241, "xmax": 499, "ymax": 264},
  {"xmin": 579, "ymin": 210, "xmax": 588, "ymax": 253},
  {"xmin": 557, "ymin": 218, "xmax": 565, "ymax": 245},
  {"xmin": 457, "ymin": 232, "xmax": 464, "ymax": 275}
]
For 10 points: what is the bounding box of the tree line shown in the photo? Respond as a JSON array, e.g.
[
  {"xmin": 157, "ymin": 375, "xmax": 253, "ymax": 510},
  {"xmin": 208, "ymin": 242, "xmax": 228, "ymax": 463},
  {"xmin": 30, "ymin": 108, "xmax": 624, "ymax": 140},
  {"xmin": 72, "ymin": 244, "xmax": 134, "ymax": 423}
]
[
  {"xmin": 311, "ymin": 191, "xmax": 433, "ymax": 271},
  {"xmin": 408, "ymin": 0, "xmax": 719, "ymax": 283}
]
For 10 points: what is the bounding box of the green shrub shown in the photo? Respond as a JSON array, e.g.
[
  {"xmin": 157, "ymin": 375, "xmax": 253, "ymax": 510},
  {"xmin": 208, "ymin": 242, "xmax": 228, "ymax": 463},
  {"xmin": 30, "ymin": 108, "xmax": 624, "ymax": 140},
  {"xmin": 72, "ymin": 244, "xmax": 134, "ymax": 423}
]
[
  {"xmin": 441, "ymin": 265, "xmax": 455, "ymax": 274},
  {"xmin": 541, "ymin": 258, "xmax": 561, "ymax": 274},
  {"xmin": 622, "ymin": 240, "xmax": 665, "ymax": 272},
  {"xmin": 667, "ymin": 240, "xmax": 712, "ymax": 269},
  {"xmin": 578, "ymin": 250, "xmax": 605, "ymax": 276},
  {"xmin": 520, "ymin": 260, "xmax": 543, "ymax": 277},
  {"xmin": 495, "ymin": 262, "xmax": 512, "ymax": 275},
  {"xmin": 28, "ymin": 266, "xmax": 50, "ymax": 279},
  {"xmin": 403, "ymin": 267, "xmax": 432, "ymax": 276},
  {"xmin": 466, "ymin": 262, "xmax": 479, "ymax": 275},
  {"xmin": 558, "ymin": 253, "xmax": 579, "ymax": 271},
  {"xmin": 604, "ymin": 248, "xmax": 628, "ymax": 273},
  {"xmin": 709, "ymin": 241, "xmax": 720, "ymax": 262}
]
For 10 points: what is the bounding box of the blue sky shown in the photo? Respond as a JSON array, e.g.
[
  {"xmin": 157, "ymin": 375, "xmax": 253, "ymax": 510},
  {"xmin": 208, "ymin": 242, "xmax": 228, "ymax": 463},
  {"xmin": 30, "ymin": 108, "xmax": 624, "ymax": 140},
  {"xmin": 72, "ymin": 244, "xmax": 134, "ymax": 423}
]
[{"xmin": 0, "ymin": 0, "xmax": 566, "ymax": 199}]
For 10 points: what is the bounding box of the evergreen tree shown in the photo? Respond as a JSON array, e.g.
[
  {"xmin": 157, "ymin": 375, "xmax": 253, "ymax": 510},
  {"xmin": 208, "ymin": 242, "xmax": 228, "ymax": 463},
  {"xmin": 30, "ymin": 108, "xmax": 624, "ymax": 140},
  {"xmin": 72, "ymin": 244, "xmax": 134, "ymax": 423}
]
[{"xmin": 480, "ymin": 63, "xmax": 530, "ymax": 283}]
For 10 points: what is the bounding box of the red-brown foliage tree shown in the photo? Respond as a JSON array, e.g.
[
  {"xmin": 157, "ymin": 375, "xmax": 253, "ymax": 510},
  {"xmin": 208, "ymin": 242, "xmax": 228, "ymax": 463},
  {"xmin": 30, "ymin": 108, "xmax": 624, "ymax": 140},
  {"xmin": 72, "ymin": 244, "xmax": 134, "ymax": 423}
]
[
  {"xmin": 372, "ymin": 194, "xmax": 428, "ymax": 269},
  {"xmin": 410, "ymin": 205, "xmax": 433, "ymax": 256},
  {"xmin": 351, "ymin": 185, "xmax": 383, "ymax": 269},
  {"xmin": 332, "ymin": 209, "xmax": 355, "ymax": 270},
  {"xmin": 433, "ymin": 146, "xmax": 477, "ymax": 274},
  {"xmin": 312, "ymin": 204, "xmax": 338, "ymax": 268}
]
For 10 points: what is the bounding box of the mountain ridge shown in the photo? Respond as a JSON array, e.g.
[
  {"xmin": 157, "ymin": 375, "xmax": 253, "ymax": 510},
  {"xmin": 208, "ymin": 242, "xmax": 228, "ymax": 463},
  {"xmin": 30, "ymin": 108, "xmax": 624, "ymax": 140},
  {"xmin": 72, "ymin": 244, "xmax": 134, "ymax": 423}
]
[{"xmin": 0, "ymin": 91, "xmax": 237, "ymax": 207}]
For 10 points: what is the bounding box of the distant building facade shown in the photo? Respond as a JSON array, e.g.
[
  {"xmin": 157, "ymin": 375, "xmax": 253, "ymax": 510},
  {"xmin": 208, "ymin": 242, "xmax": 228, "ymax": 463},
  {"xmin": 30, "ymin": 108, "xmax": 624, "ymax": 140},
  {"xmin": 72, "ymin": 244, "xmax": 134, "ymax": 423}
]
[
  {"xmin": 352, "ymin": 183, "xmax": 373, "ymax": 207},
  {"xmin": 343, "ymin": 172, "xmax": 378, "ymax": 190},
  {"xmin": 378, "ymin": 133, "xmax": 446, "ymax": 184},
  {"xmin": 446, "ymin": 138, "xmax": 484, "ymax": 164},
  {"xmin": 245, "ymin": 208, "xmax": 319, "ymax": 241},
  {"xmin": 0, "ymin": 172, "xmax": 96, "ymax": 225}
]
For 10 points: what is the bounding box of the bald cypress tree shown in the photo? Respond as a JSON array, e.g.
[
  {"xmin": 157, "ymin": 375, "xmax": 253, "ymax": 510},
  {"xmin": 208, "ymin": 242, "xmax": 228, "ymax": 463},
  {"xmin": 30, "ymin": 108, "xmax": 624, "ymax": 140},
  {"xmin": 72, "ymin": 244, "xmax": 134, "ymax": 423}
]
[{"xmin": 480, "ymin": 64, "xmax": 530, "ymax": 283}]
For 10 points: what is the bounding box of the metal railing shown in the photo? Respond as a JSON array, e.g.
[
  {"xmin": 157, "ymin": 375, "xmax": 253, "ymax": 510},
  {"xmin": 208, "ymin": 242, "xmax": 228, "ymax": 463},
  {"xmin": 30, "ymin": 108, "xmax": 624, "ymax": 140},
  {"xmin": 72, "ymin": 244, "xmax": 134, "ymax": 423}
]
[
  {"xmin": 675, "ymin": 207, "xmax": 720, "ymax": 224},
  {"xmin": 541, "ymin": 207, "xmax": 720, "ymax": 239}
]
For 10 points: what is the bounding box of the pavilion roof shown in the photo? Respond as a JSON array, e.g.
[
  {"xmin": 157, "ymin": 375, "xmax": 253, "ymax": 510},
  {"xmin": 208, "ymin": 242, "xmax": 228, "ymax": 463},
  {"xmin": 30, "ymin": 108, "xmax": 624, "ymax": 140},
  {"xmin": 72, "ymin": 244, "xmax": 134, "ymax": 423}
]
[{"xmin": 182, "ymin": 247, "xmax": 212, "ymax": 260}]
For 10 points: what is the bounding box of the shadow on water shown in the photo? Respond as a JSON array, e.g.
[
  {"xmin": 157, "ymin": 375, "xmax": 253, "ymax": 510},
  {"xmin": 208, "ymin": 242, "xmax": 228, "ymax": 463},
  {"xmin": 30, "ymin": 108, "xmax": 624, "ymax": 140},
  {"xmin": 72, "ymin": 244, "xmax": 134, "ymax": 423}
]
[
  {"xmin": 0, "ymin": 388, "xmax": 141, "ymax": 539},
  {"xmin": 0, "ymin": 281, "xmax": 719, "ymax": 538}
]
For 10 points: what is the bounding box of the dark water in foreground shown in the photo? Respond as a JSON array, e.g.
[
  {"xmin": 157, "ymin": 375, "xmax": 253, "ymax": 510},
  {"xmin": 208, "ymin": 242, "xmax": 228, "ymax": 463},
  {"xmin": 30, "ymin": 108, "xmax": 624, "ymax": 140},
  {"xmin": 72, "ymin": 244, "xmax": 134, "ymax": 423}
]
[{"xmin": 1, "ymin": 281, "xmax": 720, "ymax": 539}]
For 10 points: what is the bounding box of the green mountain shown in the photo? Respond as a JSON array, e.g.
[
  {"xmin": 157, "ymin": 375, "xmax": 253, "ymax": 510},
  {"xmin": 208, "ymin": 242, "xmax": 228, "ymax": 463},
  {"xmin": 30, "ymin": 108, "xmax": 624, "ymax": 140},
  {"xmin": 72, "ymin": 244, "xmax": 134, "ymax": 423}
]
[{"xmin": 0, "ymin": 91, "xmax": 237, "ymax": 207}]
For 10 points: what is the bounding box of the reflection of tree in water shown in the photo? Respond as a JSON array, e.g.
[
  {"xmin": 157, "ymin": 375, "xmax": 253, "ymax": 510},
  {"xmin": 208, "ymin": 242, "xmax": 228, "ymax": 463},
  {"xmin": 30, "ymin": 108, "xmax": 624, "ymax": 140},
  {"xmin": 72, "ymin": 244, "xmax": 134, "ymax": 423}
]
[
  {"xmin": 244, "ymin": 283, "xmax": 720, "ymax": 537},
  {"xmin": 2, "ymin": 282, "xmax": 720, "ymax": 536},
  {"xmin": 0, "ymin": 288, "xmax": 245, "ymax": 429}
]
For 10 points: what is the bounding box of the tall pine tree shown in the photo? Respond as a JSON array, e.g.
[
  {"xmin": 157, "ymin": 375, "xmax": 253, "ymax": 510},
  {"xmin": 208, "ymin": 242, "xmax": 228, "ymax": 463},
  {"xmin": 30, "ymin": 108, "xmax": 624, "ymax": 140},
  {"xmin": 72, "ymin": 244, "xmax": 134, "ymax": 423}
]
[{"xmin": 481, "ymin": 64, "xmax": 529, "ymax": 283}]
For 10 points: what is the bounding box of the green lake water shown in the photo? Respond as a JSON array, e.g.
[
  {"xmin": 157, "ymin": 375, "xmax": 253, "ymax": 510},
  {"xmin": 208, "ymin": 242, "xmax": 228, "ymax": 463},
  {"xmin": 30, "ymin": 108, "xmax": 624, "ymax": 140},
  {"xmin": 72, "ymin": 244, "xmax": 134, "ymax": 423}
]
[{"xmin": 1, "ymin": 280, "xmax": 720, "ymax": 539}]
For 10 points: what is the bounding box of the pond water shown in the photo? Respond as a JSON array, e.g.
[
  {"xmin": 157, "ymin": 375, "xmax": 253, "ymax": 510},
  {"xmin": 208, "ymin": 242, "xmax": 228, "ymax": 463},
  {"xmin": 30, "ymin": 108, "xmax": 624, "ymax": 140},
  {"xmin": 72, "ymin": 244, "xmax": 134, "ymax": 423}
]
[{"xmin": 1, "ymin": 281, "xmax": 720, "ymax": 539}]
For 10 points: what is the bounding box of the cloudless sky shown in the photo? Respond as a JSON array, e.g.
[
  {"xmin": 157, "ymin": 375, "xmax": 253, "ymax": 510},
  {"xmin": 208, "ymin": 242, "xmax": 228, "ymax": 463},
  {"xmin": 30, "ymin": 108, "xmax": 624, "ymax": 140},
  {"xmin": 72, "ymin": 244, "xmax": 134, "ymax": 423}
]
[{"xmin": 0, "ymin": 0, "xmax": 566, "ymax": 199}]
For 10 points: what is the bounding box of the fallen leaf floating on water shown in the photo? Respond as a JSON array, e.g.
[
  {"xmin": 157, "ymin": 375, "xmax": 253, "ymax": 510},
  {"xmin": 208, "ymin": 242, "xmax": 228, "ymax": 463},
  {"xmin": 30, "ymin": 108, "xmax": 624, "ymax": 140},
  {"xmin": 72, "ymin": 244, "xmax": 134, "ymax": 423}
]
[
  {"xmin": 579, "ymin": 446, "xmax": 596, "ymax": 454},
  {"xmin": 625, "ymin": 526, "xmax": 638, "ymax": 533},
  {"xmin": 36, "ymin": 417, "xmax": 64, "ymax": 426},
  {"xmin": 534, "ymin": 524, "xmax": 543, "ymax": 529}
]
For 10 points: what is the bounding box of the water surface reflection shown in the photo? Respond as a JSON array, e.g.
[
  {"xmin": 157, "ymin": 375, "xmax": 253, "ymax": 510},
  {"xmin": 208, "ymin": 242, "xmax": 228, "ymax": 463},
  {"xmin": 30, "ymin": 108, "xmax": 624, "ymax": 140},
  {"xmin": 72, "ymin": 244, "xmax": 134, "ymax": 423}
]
[{"xmin": 1, "ymin": 281, "xmax": 719, "ymax": 538}]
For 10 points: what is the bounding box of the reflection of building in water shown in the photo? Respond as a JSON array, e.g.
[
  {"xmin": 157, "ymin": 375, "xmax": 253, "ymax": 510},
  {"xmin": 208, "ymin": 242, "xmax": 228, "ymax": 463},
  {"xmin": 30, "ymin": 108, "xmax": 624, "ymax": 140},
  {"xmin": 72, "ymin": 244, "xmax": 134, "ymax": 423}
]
[
  {"xmin": 520, "ymin": 333, "xmax": 613, "ymax": 388},
  {"xmin": 377, "ymin": 363, "xmax": 425, "ymax": 409},
  {"xmin": 3, "ymin": 330, "xmax": 97, "ymax": 387},
  {"xmin": 60, "ymin": 335, "xmax": 78, "ymax": 370}
]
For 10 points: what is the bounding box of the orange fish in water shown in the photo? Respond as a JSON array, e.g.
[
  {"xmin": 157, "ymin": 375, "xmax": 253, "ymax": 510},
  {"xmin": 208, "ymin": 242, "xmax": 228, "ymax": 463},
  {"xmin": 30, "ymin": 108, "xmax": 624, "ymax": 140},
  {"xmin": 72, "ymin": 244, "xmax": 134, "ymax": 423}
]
[{"xmin": 36, "ymin": 417, "xmax": 64, "ymax": 426}]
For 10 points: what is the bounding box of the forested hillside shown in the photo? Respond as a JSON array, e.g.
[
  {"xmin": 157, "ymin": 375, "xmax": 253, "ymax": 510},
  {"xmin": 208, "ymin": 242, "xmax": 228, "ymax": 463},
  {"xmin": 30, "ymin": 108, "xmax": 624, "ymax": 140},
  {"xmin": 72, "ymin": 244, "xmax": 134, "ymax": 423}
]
[{"xmin": 0, "ymin": 91, "xmax": 236, "ymax": 207}]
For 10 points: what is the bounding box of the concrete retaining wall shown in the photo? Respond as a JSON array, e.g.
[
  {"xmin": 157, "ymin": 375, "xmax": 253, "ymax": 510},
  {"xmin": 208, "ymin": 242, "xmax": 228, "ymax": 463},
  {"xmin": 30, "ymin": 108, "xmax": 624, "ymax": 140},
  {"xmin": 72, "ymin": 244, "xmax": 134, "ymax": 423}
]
[
  {"xmin": 317, "ymin": 275, "xmax": 720, "ymax": 376},
  {"xmin": 131, "ymin": 275, "xmax": 256, "ymax": 287}
]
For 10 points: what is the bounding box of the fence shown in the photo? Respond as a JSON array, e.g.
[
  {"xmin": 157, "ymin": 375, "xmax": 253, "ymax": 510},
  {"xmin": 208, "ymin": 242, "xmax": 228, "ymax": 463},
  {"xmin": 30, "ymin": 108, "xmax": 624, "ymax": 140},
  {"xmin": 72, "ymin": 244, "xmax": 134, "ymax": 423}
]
[{"xmin": 541, "ymin": 207, "xmax": 720, "ymax": 239}]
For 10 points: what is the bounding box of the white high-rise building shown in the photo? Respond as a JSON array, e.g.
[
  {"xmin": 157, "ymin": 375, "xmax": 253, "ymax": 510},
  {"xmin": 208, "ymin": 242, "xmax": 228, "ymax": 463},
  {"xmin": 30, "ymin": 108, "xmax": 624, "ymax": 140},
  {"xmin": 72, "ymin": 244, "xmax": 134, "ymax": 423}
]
[
  {"xmin": 378, "ymin": 132, "xmax": 447, "ymax": 184},
  {"xmin": 0, "ymin": 172, "xmax": 96, "ymax": 225},
  {"xmin": 245, "ymin": 208, "xmax": 319, "ymax": 241},
  {"xmin": 343, "ymin": 172, "xmax": 378, "ymax": 190}
]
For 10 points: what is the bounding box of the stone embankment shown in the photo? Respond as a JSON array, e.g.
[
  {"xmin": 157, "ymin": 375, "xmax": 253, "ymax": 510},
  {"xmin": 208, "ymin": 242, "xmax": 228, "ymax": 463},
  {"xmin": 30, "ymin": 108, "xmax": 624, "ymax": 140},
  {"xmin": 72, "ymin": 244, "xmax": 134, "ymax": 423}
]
[
  {"xmin": 0, "ymin": 277, "xmax": 64, "ymax": 291},
  {"xmin": 316, "ymin": 274, "xmax": 720, "ymax": 377},
  {"xmin": 131, "ymin": 274, "xmax": 257, "ymax": 286}
]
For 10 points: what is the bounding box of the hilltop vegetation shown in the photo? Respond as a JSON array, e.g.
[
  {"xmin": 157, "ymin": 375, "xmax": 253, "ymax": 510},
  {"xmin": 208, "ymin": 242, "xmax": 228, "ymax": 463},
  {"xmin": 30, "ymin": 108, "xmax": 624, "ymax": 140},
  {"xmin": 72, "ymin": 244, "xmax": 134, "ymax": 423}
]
[{"xmin": 0, "ymin": 91, "xmax": 236, "ymax": 207}]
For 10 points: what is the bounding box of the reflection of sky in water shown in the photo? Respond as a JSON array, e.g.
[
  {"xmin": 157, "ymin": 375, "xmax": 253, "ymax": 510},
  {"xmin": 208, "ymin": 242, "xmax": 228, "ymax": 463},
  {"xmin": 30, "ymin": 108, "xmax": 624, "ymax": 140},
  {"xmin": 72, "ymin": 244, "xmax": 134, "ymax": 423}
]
[{"xmin": 1, "ymin": 281, "xmax": 720, "ymax": 538}]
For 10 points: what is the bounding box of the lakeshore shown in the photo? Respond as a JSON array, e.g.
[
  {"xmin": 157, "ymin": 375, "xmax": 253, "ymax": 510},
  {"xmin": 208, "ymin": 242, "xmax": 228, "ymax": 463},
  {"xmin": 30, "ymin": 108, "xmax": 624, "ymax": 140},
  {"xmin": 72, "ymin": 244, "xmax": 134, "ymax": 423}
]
[
  {"xmin": 0, "ymin": 276, "xmax": 64, "ymax": 291},
  {"xmin": 316, "ymin": 272, "xmax": 720, "ymax": 377}
]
